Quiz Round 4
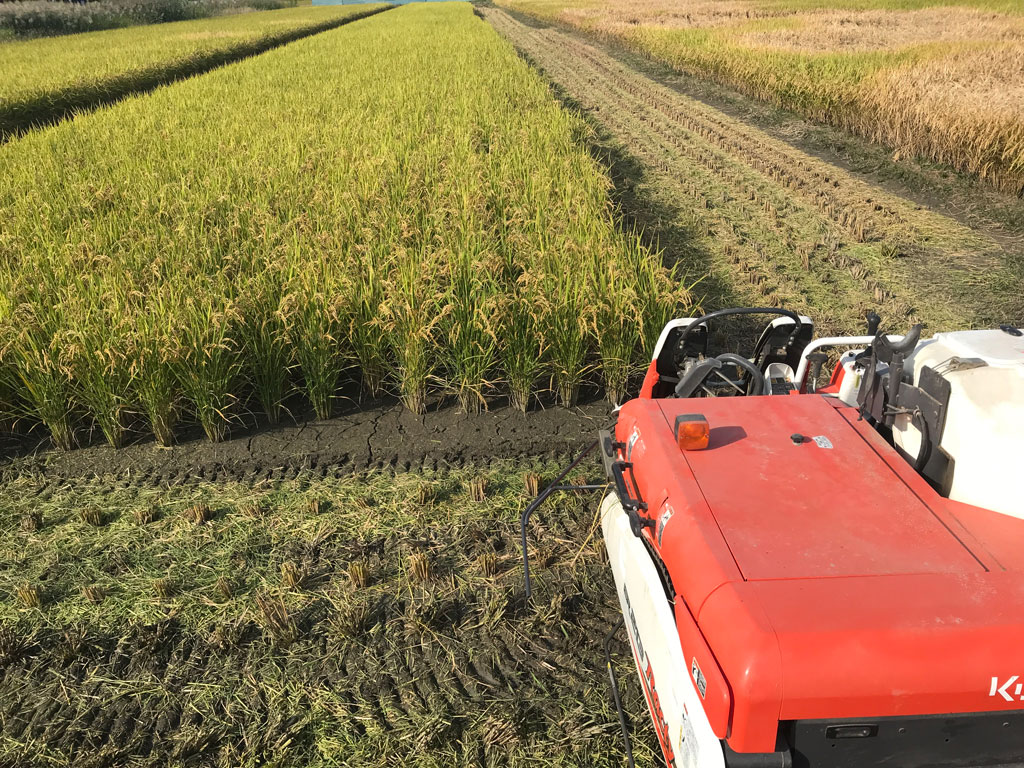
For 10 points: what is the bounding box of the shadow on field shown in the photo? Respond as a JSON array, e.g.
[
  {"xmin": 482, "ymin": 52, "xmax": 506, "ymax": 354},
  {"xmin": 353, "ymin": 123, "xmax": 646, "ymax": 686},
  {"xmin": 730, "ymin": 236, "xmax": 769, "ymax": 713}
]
[
  {"xmin": 0, "ymin": 4, "xmax": 392, "ymax": 143},
  {"xmin": 534, "ymin": 59, "xmax": 741, "ymax": 312}
]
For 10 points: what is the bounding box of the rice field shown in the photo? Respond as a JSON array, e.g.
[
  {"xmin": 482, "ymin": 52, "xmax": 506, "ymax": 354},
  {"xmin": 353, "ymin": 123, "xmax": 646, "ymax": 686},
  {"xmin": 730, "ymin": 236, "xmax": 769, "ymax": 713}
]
[
  {"xmin": 0, "ymin": 4, "xmax": 388, "ymax": 139},
  {"xmin": 0, "ymin": 462, "xmax": 656, "ymax": 767},
  {"xmin": 0, "ymin": 2, "xmax": 683, "ymax": 451},
  {"xmin": 494, "ymin": 0, "xmax": 1024, "ymax": 195}
]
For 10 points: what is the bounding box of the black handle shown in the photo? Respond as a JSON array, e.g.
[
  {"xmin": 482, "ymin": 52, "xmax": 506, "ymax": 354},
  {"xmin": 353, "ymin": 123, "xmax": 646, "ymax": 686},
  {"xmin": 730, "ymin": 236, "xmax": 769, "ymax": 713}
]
[
  {"xmin": 715, "ymin": 352, "xmax": 767, "ymax": 396},
  {"xmin": 874, "ymin": 323, "xmax": 922, "ymax": 360},
  {"xmin": 805, "ymin": 351, "xmax": 828, "ymax": 394},
  {"xmin": 610, "ymin": 461, "xmax": 646, "ymax": 513},
  {"xmin": 866, "ymin": 310, "xmax": 881, "ymax": 337}
]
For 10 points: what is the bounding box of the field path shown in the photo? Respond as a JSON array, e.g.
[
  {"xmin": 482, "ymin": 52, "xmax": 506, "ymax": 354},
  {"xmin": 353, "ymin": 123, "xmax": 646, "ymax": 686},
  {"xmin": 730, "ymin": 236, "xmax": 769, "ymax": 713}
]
[{"xmin": 482, "ymin": 7, "xmax": 1024, "ymax": 335}]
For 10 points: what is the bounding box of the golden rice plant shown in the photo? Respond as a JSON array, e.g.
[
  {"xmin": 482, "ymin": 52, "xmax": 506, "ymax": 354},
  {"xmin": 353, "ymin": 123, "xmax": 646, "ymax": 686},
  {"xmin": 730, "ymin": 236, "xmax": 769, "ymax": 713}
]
[
  {"xmin": 280, "ymin": 561, "xmax": 303, "ymax": 590},
  {"xmin": 476, "ymin": 551, "xmax": 500, "ymax": 578},
  {"xmin": 215, "ymin": 577, "xmax": 233, "ymax": 601},
  {"xmin": 20, "ymin": 510, "xmax": 42, "ymax": 532},
  {"xmin": 0, "ymin": 3, "xmax": 680, "ymax": 446},
  {"xmin": 183, "ymin": 503, "xmax": 212, "ymax": 525},
  {"xmin": 133, "ymin": 506, "xmax": 158, "ymax": 525},
  {"xmin": 469, "ymin": 475, "xmax": 488, "ymax": 503},
  {"xmin": 254, "ymin": 592, "xmax": 297, "ymax": 646},
  {"xmin": 153, "ymin": 578, "xmax": 175, "ymax": 600},
  {"xmin": 81, "ymin": 585, "xmax": 106, "ymax": 604},
  {"xmin": 523, "ymin": 471, "xmax": 541, "ymax": 497},
  {"xmin": 79, "ymin": 507, "xmax": 104, "ymax": 527},
  {"xmin": 239, "ymin": 500, "xmax": 265, "ymax": 518}
]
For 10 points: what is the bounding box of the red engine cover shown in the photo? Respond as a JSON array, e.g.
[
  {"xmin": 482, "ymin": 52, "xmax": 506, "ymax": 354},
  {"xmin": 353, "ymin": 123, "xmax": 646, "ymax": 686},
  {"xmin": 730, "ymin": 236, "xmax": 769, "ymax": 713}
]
[{"xmin": 614, "ymin": 394, "xmax": 1024, "ymax": 753}]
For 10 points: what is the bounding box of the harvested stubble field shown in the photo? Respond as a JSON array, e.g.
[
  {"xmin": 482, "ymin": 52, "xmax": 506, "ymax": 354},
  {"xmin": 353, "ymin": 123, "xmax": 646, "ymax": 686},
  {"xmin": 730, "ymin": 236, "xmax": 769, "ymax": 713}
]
[
  {"xmin": 0, "ymin": 2, "xmax": 682, "ymax": 453},
  {"xmin": 494, "ymin": 0, "xmax": 1024, "ymax": 195},
  {"xmin": 0, "ymin": 4, "xmax": 388, "ymax": 139},
  {"xmin": 0, "ymin": 463, "xmax": 657, "ymax": 767},
  {"xmin": 482, "ymin": 6, "xmax": 1024, "ymax": 340}
]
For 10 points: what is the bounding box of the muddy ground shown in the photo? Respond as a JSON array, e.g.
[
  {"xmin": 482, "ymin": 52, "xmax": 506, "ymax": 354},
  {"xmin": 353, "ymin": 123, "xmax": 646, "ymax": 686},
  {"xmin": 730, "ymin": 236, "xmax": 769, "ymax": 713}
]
[{"xmin": 0, "ymin": 397, "xmax": 610, "ymax": 486}]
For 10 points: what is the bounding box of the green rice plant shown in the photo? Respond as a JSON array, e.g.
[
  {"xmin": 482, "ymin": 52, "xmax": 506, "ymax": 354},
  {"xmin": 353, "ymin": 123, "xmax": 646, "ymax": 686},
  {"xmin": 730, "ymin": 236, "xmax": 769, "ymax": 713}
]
[
  {"xmin": 540, "ymin": 266, "xmax": 592, "ymax": 407},
  {"xmin": 0, "ymin": 3, "xmax": 681, "ymax": 446},
  {"xmin": 132, "ymin": 297, "xmax": 181, "ymax": 447},
  {"xmin": 282, "ymin": 266, "xmax": 351, "ymax": 420},
  {"xmin": 497, "ymin": 283, "xmax": 546, "ymax": 413},
  {"xmin": 64, "ymin": 288, "xmax": 135, "ymax": 449},
  {"xmin": 0, "ymin": 5, "xmax": 388, "ymax": 137},
  {"xmin": 3, "ymin": 301, "xmax": 76, "ymax": 451},
  {"xmin": 348, "ymin": 249, "xmax": 391, "ymax": 399},
  {"xmin": 442, "ymin": 246, "xmax": 499, "ymax": 414},
  {"xmin": 593, "ymin": 262, "xmax": 642, "ymax": 407},
  {"xmin": 383, "ymin": 249, "xmax": 441, "ymax": 416},
  {"xmin": 237, "ymin": 270, "xmax": 291, "ymax": 425},
  {"xmin": 169, "ymin": 289, "xmax": 242, "ymax": 443}
]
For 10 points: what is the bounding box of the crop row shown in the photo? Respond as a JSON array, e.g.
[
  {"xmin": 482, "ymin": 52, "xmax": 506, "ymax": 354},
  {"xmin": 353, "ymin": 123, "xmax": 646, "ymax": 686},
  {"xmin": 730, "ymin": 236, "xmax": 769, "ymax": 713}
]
[
  {"xmin": 0, "ymin": 3, "xmax": 683, "ymax": 451},
  {"xmin": 496, "ymin": 0, "xmax": 1024, "ymax": 196},
  {"xmin": 484, "ymin": 8, "xmax": 1018, "ymax": 340},
  {"xmin": 0, "ymin": 4, "xmax": 387, "ymax": 139}
]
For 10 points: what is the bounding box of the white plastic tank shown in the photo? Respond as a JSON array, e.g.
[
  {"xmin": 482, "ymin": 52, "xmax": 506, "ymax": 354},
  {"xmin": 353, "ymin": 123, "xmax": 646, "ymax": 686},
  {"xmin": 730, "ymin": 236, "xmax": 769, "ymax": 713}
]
[{"xmin": 894, "ymin": 328, "xmax": 1024, "ymax": 518}]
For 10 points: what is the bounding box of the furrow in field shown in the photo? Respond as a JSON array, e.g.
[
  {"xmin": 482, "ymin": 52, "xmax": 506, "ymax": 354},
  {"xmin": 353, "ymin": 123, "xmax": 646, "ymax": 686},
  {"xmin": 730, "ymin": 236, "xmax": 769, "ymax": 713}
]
[{"xmin": 484, "ymin": 8, "xmax": 1021, "ymax": 333}]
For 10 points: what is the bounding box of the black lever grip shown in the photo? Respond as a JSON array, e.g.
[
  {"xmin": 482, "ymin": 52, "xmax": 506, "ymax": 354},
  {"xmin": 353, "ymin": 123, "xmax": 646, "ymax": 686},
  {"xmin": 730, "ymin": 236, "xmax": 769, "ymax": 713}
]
[
  {"xmin": 873, "ymin": 323, "xmax": 922, "ymax": 361},
  {"xmin": 866, "ymin": 310, "xmax": 881, "ymax": 337}
]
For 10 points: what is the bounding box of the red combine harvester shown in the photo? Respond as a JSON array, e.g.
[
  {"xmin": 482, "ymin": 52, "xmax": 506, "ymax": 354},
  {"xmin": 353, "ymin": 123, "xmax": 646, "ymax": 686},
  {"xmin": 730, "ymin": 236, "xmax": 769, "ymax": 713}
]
[{"xmin": 521, "ymin": 308, "xmax": 1024, "ymax": 768}]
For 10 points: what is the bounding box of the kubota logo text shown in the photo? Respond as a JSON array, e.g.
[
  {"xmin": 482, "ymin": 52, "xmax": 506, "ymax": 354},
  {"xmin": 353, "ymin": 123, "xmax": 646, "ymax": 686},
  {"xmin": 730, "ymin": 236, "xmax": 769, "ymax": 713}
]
[{"xmin": 990, "ymin": 677, "xmax": 1024, "ymax": 701}]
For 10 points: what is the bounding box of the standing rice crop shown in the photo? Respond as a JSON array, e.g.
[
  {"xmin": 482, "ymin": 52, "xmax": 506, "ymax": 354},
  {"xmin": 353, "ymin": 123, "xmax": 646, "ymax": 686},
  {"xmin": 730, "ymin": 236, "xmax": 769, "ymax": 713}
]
[
  {"xmin": 0, "ymin": 3, "xmax": 685, "ymax": 449},
  {"xmin": 0, "ymin": 5, "xmax": 389, "ymax": 138}
]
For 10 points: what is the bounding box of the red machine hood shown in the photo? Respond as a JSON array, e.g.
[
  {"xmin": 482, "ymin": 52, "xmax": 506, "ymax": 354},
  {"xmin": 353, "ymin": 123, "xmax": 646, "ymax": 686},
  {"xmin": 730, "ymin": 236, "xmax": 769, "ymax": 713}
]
[
  {"xmin": 615, "ymin": 394, "xmax": 1024, "ymax": 752},
  {"xmin": 667, "ymin": 395, "xmax": 984, "ymax": 580}
]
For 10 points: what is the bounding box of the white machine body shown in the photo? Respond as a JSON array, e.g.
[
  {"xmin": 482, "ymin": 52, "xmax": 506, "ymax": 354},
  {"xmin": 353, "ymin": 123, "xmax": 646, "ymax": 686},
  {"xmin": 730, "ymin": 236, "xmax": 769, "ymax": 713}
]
[
  {"xmin": 894, "ymin": 328, "xmax": 1024, "ymax": 519},
  {"xmin": 601, "ymin": 493, "xmax": 725, "ymax": 768}
]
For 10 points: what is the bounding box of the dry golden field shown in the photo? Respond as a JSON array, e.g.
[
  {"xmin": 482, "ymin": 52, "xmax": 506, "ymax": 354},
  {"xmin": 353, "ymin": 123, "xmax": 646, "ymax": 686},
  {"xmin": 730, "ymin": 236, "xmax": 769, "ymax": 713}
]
[{"xmin": 495, "ymin": 0, "xmax": 1024, "ymax": 194}]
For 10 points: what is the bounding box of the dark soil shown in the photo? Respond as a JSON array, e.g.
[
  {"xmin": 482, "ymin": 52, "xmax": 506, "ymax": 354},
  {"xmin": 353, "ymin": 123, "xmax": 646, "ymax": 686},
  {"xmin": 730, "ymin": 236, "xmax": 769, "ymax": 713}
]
[{"xmin": 1, "ymin": 396, "xmax": 611, "ymax": 486}]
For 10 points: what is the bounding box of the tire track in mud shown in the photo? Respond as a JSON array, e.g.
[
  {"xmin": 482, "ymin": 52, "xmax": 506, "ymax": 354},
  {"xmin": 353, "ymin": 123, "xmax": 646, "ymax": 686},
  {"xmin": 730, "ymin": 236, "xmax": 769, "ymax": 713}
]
[
  {"xmin": 0, "ymin": 399, "xmax": 611, "ymax": 490},
  {"xmin": 482, "ymin": 7, "xmax": 1019, "ymax": 333},
  {"xmin": 0, "ymin": 491, "xmax": 646, "ymax": 766}
]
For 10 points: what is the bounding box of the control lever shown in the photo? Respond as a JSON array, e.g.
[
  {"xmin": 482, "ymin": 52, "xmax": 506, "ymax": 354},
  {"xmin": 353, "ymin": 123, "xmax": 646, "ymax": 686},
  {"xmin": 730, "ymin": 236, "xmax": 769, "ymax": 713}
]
[
  {"xmin": 805, "ymin": 352, "xmax": 828, "ymax": 394},
  {"xmin": 866, "ymin": 310, "xmax": 881, "ymax": 337}
]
